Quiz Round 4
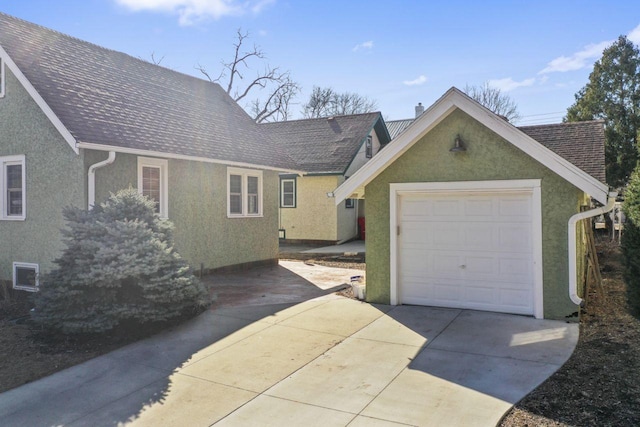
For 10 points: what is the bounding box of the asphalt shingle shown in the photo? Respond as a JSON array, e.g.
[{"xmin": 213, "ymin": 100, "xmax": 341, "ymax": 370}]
[
  {"xmin": 0, "ymin": 13, "xmax": 298, "ymax": 171},
  {"xmin": 262, "ymin": 113, "xmax": 387, "ymax": 174}
]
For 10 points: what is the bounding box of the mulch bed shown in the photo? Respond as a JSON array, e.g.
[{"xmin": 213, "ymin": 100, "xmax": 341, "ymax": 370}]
[{"xmin": 499, "ymin": 238, "xmax": 640, "ymax": 426}]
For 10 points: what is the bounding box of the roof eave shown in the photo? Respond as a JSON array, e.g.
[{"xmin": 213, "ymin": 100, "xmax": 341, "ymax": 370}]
[{"xmin": 78, "ymin": 142, "xmax": 305, "ymax": 174}]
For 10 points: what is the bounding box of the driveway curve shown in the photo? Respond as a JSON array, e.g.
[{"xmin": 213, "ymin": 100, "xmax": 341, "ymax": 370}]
[{"xmin": 0, "ymin": 261, "xmax": 578, "ymax": 426}]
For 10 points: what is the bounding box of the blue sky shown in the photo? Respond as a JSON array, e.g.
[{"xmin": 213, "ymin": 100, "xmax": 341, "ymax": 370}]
[{"xmin": 2, "ymin": 0, "xmax": 639, "ymax": 124}]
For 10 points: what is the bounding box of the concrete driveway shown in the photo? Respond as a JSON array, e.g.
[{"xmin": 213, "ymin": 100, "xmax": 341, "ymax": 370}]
[{"xmin": 0, "ymin": 262, "xmax": 578, "ymax": 427}]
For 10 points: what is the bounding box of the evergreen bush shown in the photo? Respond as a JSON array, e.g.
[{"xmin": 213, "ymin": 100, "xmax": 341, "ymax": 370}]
[
  {"xmin": 33, "ymin": 188, "xmax": 210, "ymax": 334},
  {"xmin": 623, "ymin": 165, "xmax": 640, "ymax": 293}
]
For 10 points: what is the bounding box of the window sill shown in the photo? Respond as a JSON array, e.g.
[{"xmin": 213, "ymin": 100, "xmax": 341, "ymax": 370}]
[
  {"xmin": 227, "ymin": 214, "xmax": 264, "ymax": 219},
  {"xmin": 1, "ymin": 216, "xmax": 26, "ymax": 221}
]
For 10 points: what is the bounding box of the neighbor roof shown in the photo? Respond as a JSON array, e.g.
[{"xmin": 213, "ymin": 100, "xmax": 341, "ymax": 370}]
[
  {"xmin": 261, "ymin": 112, "xmax": 391, "ymax": 174},
  {"xmin": 386, "ymin": 119, "xmax": 415, "ymax": 139},
  {"xmin": 0, "ymin": 13, "xmax": 298, "ymax": 171}
]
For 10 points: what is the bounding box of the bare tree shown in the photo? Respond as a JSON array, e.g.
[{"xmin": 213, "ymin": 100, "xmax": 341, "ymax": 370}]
[
  {"xmin": 302, "ymin": 86, "xmax": 378, "ymax": 118},
  {"xmin": 463, "ymin": 82, "xmax": 521, "ymax": 122},
  {"xmin": 197, "ymin": 29, "xmax": 299, "ymax": 123}
]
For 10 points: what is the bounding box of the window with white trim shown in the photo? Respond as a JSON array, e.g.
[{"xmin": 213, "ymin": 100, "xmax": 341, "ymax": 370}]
[
  {"xmin": 1, "ymin": 155, "xmax": 26, "ymax": 220},
  {"xmin": 137, "ymin": 157, "xmax": 168, "ymax": 218},
  {"xmin": 280, "ymin": 178, "xmax": 296, "ymax": 208},
  {"xmin": 227, "ymin": 167, "xmax": 263, "ymax": 217},
  {"xmin": 13, "ymin": 262, "xmax": 39, "ymax": 292}
]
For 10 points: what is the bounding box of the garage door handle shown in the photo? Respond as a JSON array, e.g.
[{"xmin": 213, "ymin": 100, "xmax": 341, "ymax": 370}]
[{"xmin": 460, "ymin": 265, "xmax": 466, "ymax": 269}]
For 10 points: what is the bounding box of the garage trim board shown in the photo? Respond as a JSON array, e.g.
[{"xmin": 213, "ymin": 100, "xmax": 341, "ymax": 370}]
[{"xmin": 389, "ymin": 179, "xmax": 543, "ymax": 319}]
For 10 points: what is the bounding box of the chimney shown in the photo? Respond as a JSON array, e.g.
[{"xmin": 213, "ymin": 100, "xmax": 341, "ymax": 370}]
[{"xmin": 415, "ymin": 102, "xmax": 424, "ymax": 118}]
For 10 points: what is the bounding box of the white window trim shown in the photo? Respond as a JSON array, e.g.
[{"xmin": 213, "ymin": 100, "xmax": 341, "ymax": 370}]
[
  {"xmin": 227, "ymin": 167, "xmax": 263, "ymax": 218},
  {"xmin": 389, "ymin": 179, "xmax": 543, "ymax": 319},
  {"xmin": 280, "ymin": 178, "xmax": 296, "ymax": 208},
  {"xmin": 137, "ymin": 157, "xmax": 168, "ymax": 218},
  {"xmin": 365, "ymin": 135, "xmax": 373, "ymax": 158},
  {"xmin": 13, "ymin": 262, "xmax": 39, "ymax": 292},
  {"xmin": 0, "ymin": 57, "xmax": 5, "ymax": 98},
  {"xmin": 1, "ymin": 155, "xmax": 26, "ymax": 221}
]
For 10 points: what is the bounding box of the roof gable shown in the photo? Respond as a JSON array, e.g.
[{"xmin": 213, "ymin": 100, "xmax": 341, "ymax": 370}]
[
  {"xmin": 262, "ymin": 112, "xmax": 390, "ymax": 174},
  {"xmin": 0, "ymin": 13, "xmax": 298, "ymax": 171},
  {"xmin": 334, "ymin": 87, "xmax": 609, "ymax": 204}
]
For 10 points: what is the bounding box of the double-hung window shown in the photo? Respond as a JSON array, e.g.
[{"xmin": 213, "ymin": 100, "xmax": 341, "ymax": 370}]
[
  {"xmin": 137, "ymin": 157, "xmax": 168, "ymax": 218},
  {"xmin": 1, "ymin": 155, "xmax": 26, "ymax": 220},
  {"xmin": 228, "ymin": 167, "xmax": 263, "ymax": 217},
  {"xmin": 280, "ymin": 177, "xmax": 296, "ymax": 208}
]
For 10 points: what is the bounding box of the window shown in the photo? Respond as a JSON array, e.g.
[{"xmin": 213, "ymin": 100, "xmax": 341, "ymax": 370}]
[
  {"xmin": 1, "ymin": 155, "xmax": 25, "ymax": 220},
  {"xmin": 227, "ymin": 167, "xmax": 263, "ymax": 217},
  {"xmin": 137, "ymin": 157, "xmax": 168, "ymax": 218},
  {"xmin": 365, "ymin": 135, "xmax": 373, "ymax": 158},
  {"xmin": 280, "ymin": 177, "xmax": 296, "ymax": 208},
  {"xmin": 345, "ymin": 198, "xmax": 355, "ymax": 209},
  {"xmin": 13, "ymin": 262, "xmax": 39, "ymax": 292},
  {"xmin": 0, "ymin": 57, "xmax": 4, "ymax": 98}
]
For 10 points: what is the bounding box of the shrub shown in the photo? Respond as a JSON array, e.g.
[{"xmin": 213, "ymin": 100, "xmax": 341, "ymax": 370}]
[
  {"xmin": 623, "ymin": 164, "xmax": 640, "ymax": 293},
  {"xmin": 33, "ymin": 188, "xmax": 210, "ymax": 334}
]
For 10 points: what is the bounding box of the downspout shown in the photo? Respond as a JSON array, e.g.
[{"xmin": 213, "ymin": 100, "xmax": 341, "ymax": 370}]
[
  {"xmin": 568, "ymin": 192, "xmax": 617, "ymax": 305},
  {"xmin": 87, "ymin": 151, "xmax": 116, "ymax": 209}
]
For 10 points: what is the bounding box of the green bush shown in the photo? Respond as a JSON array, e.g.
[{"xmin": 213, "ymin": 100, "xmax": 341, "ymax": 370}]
[
  {"xmin": 33, "ymin": 188, "xmax": 210, "ymax": 334},
  {"xmin": 623, "ymin": 164, "xmax": 640, "ymax": 293}
]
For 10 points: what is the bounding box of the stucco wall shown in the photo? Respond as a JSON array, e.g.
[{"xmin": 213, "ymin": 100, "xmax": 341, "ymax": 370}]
[
  {"xmin": 86, "ymin": 151, "xmax": 279, "ymax": 270},
  {"xmin": 0, "ymin": 67, "xmax": 85, "ymax": 280},
  {"xmin": 365, "ymin": 109, "xmax": 584, "ymax": 319},
  {"xmin": 279, "ymin": 175, "xmax": 341, "ymax": 241}
]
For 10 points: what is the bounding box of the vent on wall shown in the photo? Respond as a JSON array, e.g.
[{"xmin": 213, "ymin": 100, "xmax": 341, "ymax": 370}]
[{"xmin": 13, "ymin": 262, "xmax": 39, "ymax": 292}]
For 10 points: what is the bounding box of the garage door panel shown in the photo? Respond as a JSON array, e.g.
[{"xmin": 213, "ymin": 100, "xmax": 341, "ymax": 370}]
[{"xmin": 398, "ymin": 190, "xmax": 535, "ymax": 316}]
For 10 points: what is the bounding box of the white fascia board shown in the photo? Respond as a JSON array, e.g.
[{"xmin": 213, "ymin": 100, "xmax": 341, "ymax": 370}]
[
  {"xmin": 78, "ymin": 142, "xmax": 305, "ymax": 174},
  {"xmin": 0, "ymin": 45, "xmax": 78, "ymax": 154},
  {"xmin": 334, "ymin": 87, "xmax": 609, "ymax": 205},
  {"xmin": 334, "ymin": 96, "xmax": 458, "ymax": 204}
]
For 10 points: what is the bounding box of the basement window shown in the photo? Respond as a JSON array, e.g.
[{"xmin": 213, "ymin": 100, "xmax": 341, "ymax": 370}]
[{"xmin": 13, "ymin": 262, "xmax": 39, "ymax": 292}]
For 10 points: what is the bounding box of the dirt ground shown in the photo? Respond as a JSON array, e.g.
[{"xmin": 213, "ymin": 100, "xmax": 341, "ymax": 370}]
[
  {"xmin": 499, "ymin": 238, "xmax": 640, "ymax": 426},
  {"xmin": 1, "ymin": 248, "xmax": 639, "ymax": 426}
]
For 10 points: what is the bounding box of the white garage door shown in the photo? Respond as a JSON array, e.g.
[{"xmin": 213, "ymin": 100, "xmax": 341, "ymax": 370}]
[{"xmin": 398, "ymin": 190, "xmax": 535, "ymax": 315}]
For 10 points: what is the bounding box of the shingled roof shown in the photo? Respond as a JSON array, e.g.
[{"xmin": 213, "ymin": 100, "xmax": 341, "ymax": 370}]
[
  {"xmin": 261, "ymin": 112, "xmax": 390, "ymax": 174},
  {"xmin": 0, "ymin": 13, "xmax": 298, "ymax": 171},
  {"xmin": 387, "ymin": 116, "xmax": 607, "ymax": 184},
  {"xmin": 519, "ymin": 120, "xmax": 606, "ymax": 184}
]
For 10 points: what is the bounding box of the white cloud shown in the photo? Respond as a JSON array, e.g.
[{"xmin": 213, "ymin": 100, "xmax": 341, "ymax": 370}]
[
  {"xmin": 539, "ymin": 40, "xmax": 611, "ymax": 74},
  {"xmin": 488, "ymin": 77, "xmax": 536, "ymax": 92},
  {"xmin": 352, "ymin": 40, "xmax": 373, "ymax": 52},
  {"xmin": 403, "ymin": 75, "xmax": 428, "ymax": 86},
  {"xmin": 628, "ymin": 23, "xmax": 640, "ymax": 45},
  {"xmin": 114, "ymin": 0, "xmax": 273, "ymax": 25}
]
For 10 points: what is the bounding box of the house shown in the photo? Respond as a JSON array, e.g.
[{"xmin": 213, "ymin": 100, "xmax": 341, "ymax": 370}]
[
  {"xmin": 334, "ymin": 87, "xmax": 611, "ymax": 320},
  {"xmin": 262, "ymin": 113, "xmax": 390, "ymax": 243},
  {"xmin": 0, "ymin": 13, "xmax": 301, "ymax": 291}
]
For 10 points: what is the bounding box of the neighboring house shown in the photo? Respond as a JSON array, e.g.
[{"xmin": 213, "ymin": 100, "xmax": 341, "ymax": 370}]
[
  {"xmin": 262, "ymin": 113, "xmax": 391, "ymax": 243},
  {"xmin": 0, "ymin": 13, "xmax": 300, "ymax": 291},
  {"xmin": 334, "ymin": 87, "xmax": 611, "ymax": 320}
]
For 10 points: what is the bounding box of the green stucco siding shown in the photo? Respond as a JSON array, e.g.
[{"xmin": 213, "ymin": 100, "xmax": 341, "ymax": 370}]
[
  {"xmin": 0, "ymin": 68, "xmax": 85, "ymax": 280},
  {"xmin": 365, "ymin": 109, "xmax": 584, "ymax": 319},
  {"xmin": 87, "ymin": 152, "xmax": 279, "ymax": 270}
]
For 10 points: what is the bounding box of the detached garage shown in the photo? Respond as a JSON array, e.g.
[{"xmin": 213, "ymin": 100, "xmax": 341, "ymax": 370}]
[{"xmin": 334, "ymin": 88, "xmax": 612, "ymax": 320}]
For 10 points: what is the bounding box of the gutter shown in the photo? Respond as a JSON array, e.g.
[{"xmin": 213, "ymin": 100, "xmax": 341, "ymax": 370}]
[
  {"xmin": 87, "ymin": 151, "xmax": 116, "ymax": 209},
  {"xmin": 568, "ymin": 191, "xmax": 617, "ymax": 305}
]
